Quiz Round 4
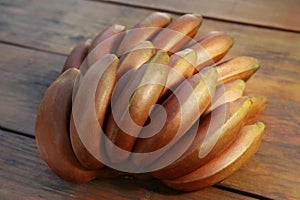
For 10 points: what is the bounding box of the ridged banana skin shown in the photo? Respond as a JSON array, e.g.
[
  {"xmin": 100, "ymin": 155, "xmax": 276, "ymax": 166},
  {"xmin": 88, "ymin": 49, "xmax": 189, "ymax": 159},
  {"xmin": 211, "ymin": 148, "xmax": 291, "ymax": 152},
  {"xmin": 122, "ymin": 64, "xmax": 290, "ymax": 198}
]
[
  {"xmin": 89, "ymin": 24, "xmax": 126, "ymax": 52},
  {"xmin": 152, "ymin": 97, "xmax": 251, "ymax": 180},
  {"xmin": 152, "ymin": 14, "xmax": 203, "ymax": 54},
  {"xmin": 183, "ymin": 31, "xmax": 223, "ymax": 48},
  {"xmin": 204, "ymin": 79, "xmax": 246, "ymax": 114},
  {"xmin": 188, "ymin": 32, "xmax": 234, "ymax": 71},
  {"xmin": 70, "ymin": 55, "xmax": 119, "ymax": 169},
  {"xmin": 88, "ymin": 24, "xmax": 126, "ymax": 67},
  {"xmin": 163, "ymin": 122, "xmax": 265, "ymax": 191},
  {"xmin": 159, "ymin": 48, "xmax": 197, "ymax": 101},
  {"xmin": 117, "ymin": 41, "xmax": 156, "ymax": 78},
  {"xmin": 105, "ymin": 51, "xmax": 169, "ymax": 163},
  {"xmin": 217, "ymin": 56, "xmax": 260, "ymax": 84},
  {"xmin": 117, "ymin": 12, "xmax": 172, "ymax": 56},
  {"xmin": 61, "ymin": 39, "xmax": 91, "ymax": 73},
  {"xmin": 70, "ymin": 116, "xmax": 103, "ymax": 170},
  {"xmin": 133, "ymin": 67, "xmax": 218, "ymax": 167},
  {"xmin": 35, "ymin": 68, "xmax": 97, "ymax": 184},
  {"xmin": 157, "ymin": 31, "xmax": 233, "ymax": 94},
  {"xmin": 246, "ymin": 96, "xmax": 267, "ymax": 125}
]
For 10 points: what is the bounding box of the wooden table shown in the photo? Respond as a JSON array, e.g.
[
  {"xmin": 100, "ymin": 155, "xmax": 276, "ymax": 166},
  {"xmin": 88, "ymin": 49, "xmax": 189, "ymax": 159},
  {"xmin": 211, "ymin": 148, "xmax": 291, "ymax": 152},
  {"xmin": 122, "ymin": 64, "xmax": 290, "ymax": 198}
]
[{"xmin": 0, "ymin": 0, "xmax": 299, "ymax": 199}]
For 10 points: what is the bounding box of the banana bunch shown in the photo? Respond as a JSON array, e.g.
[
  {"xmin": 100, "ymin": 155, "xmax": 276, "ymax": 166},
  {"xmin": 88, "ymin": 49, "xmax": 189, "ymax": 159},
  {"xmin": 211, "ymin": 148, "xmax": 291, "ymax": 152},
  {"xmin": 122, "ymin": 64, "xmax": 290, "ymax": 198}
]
[{"xmin": 35, "ymin": 12, "xmax": 267, "ymax": 191}]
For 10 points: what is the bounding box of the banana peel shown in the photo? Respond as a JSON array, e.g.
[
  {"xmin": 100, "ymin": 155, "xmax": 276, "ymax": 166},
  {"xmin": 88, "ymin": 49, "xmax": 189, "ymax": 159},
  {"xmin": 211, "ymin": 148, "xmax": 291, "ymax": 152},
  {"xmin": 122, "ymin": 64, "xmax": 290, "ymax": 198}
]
[{"xmin": 163, "ymin": 122, "xmax": 265, "ymax": 191}]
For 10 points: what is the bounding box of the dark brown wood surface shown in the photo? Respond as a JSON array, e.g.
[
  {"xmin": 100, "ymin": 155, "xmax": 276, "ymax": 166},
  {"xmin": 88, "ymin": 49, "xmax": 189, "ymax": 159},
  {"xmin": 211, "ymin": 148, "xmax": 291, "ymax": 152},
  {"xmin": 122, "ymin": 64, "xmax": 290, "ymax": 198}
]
[
  {"xmin": 100, "ymin": 0, "xmax": 300, "ymax": 32},
  {"xmin": 0, "ymin": 0, "xmax": 299, "ymax": 199}
]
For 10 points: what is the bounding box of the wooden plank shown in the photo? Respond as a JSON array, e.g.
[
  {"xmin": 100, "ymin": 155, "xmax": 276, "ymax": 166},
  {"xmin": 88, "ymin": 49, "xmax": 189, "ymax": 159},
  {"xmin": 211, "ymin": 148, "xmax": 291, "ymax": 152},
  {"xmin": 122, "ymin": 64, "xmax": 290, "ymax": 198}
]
[
  {"xmin": 1, "ymin": 0, "xmax": 300, "ymax": 55},
  {"xmin": 0, "ymin": 0, "xmax": 152, "ymax": 54},
  {"xmin": 0, "ymin": 44, "xmax": 65, "ymax": 135},
  {"xmin": 100, "ymin": 0, "xmax": 300, "ymax": 32},
  {"xmin": 0, "ymin": 0, "xmax": 299, "ymax": 198},
  {"xmin": 222, "ymin": 140, "xmax": 300, "ymax": 199},
  {"xmin": 0, "ymin": 130, "xmax": 256, "ymax": 200}
]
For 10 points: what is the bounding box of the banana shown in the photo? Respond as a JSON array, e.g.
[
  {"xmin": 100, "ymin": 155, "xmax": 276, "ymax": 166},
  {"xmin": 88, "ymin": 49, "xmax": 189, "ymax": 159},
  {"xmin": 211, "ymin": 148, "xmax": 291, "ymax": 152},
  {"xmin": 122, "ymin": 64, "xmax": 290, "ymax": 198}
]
[
  {"xmin": 204, "ymin": 79, "xmax": 246, "ymax": 114},
  {"xmin": 183, "ymin": 31, "xmax": 223, "ymax": 47},
  {"xmin": 117, "ymin": 41, "xmax": 156, "ymax": 78},
  {"xmin": 105, "ymin": 51, "xmax": 169, "ymax": 163},
  {"xmin": 163, "ymin": 122, "xmax": 265, "ymax": 191},
  {"xmin": 246, "ymin": 96, "xmax": 267, "ymax": 124},
  {"xmin": 186, "ymin": 32, "xmax": 234, "ymax": 72},
  {"xmin": 160, "ymin": 48, "xmax": 197, "ymax": 101},
  {"xmin": 153, "ymin": 97, "xmax": 251, "ymax": 179},
  {"xmin": 114, "ymin": 41, "xmax": 156, "ymax": 101},
  {"xmin": 70, "ymin": 54, "xmax": 119, "ymax": 169},
  {"xmin": 70, "ymin": 116, "xmax": 103, "ymax": 170},
  {"xmin": 158, "ymin": 32, "xmax": 233, "ymax": 97},
  {"xmin": 117, "ymin": 12, "xmax": 172, "ymax": 56},
  {"xmin": 133, "ymin": 67, "xmax": 218, "ymax": 167},
  {"xmin": 152, "ymin": 14, "xmax": 203, "ymax": 54},
  {"xmin": 35, "ymin": 68, "xmax": 98, "ymax": 183},
  {"xmin": 89, "ymin": 24, "xmax": 126, "ymax": 52},
  {"xmin": 36, "ymin": 13, "xmax": 267, "ymax": 190},
  {"xmin": 154, "ymin": 95, "xmax": 267, "ymax": 180},
  {"xmin": 217, "ymin": 56, "xmax": 260, "ymax": 84},
  {"xmin": 88, "ymin": 24, "xmax": 126, "ymax": 67},
  {"xmin": 152, "ymin": 97, "xmax": 251, "ymax": 179},
  {"xmin": 61, "ymin": 39, "xmax": 91, "ymax": 73}
]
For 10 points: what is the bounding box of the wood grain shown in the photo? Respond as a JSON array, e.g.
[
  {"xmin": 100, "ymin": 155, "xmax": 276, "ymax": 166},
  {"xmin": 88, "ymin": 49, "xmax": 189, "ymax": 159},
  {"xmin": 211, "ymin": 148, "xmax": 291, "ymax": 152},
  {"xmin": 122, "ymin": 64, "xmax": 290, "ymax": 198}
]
[
  {"xmin": 0, "ymin": 0, "xmax": 299, "ymax": 199},
  {"xmin": 222, "ymin": 140, "xmax": 300, "ymax": 199},
  {"xmin": 0, "ymin": 44, "xmax": 64, "ymax": 135},
  {"xmin": 0, "ymin": 129, "xmax": 256, "ymax": 200},
  {"xmin": 100, "ymin": 0, "xmax": 300, "ymax": 32},
  {"xmin": 0, "ymin": 0, "xmax": 151, "ymax": 54}
]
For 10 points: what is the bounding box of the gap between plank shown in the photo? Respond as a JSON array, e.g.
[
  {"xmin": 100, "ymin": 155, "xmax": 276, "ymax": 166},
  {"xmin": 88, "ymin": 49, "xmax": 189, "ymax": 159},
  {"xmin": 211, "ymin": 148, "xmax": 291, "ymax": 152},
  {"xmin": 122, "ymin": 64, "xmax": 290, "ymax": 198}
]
[
  {"xmin": 0, "ymin": 40, "xmax": 68, "ymax": 57},
  {"xmin": 214, "ymin": 185, "xmax": 273, "ymax": 200},
  {"xmin": 1, "ymin": 1, "xmax": 298, "ymax": 59},
  {"xmin": 0, "ymin": 125, "xmax": 35, "ymax": 139},
  {"xmin": 91, "ymin": 0, "xmax": 300, "ymax": 34}
]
